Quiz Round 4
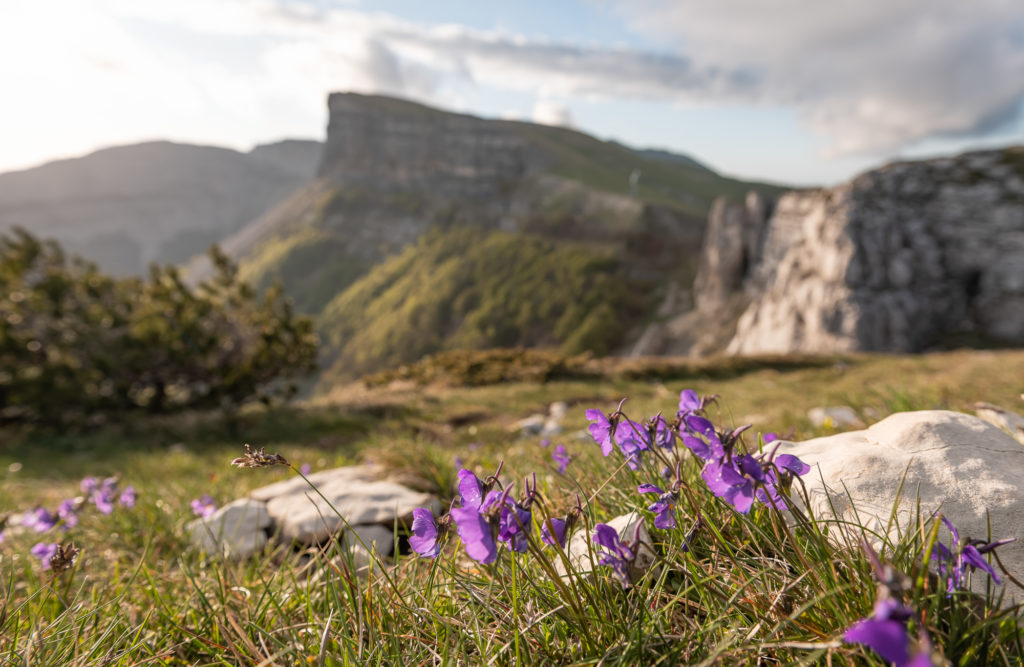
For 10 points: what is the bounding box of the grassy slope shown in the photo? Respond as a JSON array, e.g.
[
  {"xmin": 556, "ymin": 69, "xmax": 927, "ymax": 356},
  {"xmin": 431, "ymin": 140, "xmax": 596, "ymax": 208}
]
[
  {"xmin": 2, "ymin": 350, "xmax": 1023, "ymax": 664},
  {"xmin": 315, "ymin": 227, "xmax": 644, "ymax": 386}
]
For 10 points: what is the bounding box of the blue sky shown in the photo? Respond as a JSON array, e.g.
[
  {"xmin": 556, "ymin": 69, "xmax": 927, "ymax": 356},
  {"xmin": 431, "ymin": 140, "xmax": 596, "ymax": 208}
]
[{"xmin": 2, "ymin": 0, "xmax": 1023, "ymax": 185}]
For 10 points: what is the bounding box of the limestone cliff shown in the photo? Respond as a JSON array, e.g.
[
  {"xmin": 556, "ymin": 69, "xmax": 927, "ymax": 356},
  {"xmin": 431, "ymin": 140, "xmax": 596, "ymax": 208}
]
[{"xmin": 705, "ymin": 147, "xmax": 1024, "ymax": 354}]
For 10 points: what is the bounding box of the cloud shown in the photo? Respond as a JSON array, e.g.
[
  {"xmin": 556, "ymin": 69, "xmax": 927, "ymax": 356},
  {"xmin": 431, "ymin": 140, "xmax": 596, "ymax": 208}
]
[
  {"xmin": 531, "ymin": 100, "xmax": 575, "ymax": 128},
  {"xmin": 614, "ymin": 0, "xmax": 1024, "ymax": 155},
  {"xmin": 3, "ymin": 0, "xmax": 1021, "ymax": 172}
]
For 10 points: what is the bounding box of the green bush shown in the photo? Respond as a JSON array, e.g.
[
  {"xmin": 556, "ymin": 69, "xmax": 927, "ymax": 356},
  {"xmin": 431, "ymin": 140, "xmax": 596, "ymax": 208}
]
[{"xmin": 0, "ymin": 229, "xmax": 317, "ymax": 426}]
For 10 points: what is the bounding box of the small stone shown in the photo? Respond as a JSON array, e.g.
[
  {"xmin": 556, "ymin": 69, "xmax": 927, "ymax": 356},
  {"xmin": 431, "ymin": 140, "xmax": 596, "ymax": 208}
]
[
  {"xmin": 187, "ymin": 498, "xmax": 271, "ymax": 560},
  {"xmin": 972, "ymin": 402, "xmax": 1024, "ymax": 446},
  {"xmin": 513, "ymin": 414, "xmax": 547, "ymax": 436}
]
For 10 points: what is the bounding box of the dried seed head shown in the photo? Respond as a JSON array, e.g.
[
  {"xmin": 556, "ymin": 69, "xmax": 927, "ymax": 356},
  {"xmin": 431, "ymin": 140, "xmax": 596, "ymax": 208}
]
[
  {"xmin": 49, "ymin": 543, "xmax": 81, "ymax": 575},
  {"xmin": 231, "ymin": 443, "xmax": 289, "ymax": 469}
]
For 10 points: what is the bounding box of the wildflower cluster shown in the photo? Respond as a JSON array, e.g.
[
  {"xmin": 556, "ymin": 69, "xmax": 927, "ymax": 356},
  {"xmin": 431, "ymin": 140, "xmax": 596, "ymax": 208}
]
[
  {"xmin": 587, "ymin": 389, "xmax": 810, "ymax": 517},
  {"xmin": 410, "ymin": 465, "xmax": 579, "ymax": 563},
  {"xmin": 13, "ymin": 475, "xmax": 136, "ymax": 571}
]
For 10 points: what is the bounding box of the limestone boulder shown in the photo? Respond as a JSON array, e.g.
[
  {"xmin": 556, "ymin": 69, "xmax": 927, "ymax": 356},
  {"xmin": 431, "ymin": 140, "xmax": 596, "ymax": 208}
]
[
  {"xmin": 973, "ymin": 402, "xmax": 1024, "ymax": 446},
  {"xmin": 187, "ymin": 498, "xmax": 271, "ymax": 560},
  {"xmin": 264, "ymin": 477, "xmax": 440, "ymax": 544},
  {"xmin": 774, "ymin": 410, "xmax": 1024, "ymax": 600},
  {"xmin": 554, "ymin": 512, "xmax": 656, "ymax": 583}
]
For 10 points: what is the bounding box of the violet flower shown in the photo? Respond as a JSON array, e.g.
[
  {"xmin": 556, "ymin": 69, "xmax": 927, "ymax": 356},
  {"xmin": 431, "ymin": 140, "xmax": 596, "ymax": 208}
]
[
  {"xmin": 678, "ymin": 389, "xmax": 702, "ymax": 415},
  {"xmin": 409, "ymin": 507, "xmax": 442, "ymax": 558},
  {"xmin": 496, "ymin": 495, "xmax": 532, "ymax": 553},
  {"xmin": 541, "ymin": 517, "xmax": 567, "ymax": 548},
  {"xmin": 552, "ymin": 444, "xmax": 570, "ymax": 474},
  {"xmin": 299, "ymin": 463, "xmax": 312, "ymax": 476},
  {"xmin": 844, "ymin": 598, "xmax": 934, "ymax": 667},
  {"xmin": 585, "ymin": 409, "xmax": 616, "ymax": 456},
  {"xmin": 932, "ymin": 516, "xmax": 1014, "ymax": 593},
  {"xmin": 638, "ymin": 483, "xmax": 677, "ymax": 529},
  {"xmin": 615, "ymin": 419, "xmax": 649, "ymax": 470},
  {"xmin": 593, "ymin": 523, "xmax": 635, "ymax": 588},
  {"xmin": 119, "ymin": 486, "xmax": 137, "ymax": 509},
  {"xmin": 57, "ymin": 500, "xmax": 79, "ymax": 529},
  {"xmin": 190, "ymin": 495, "xmax": 217, "ymax": 518},
  {"xmin": 30, "ymin": 541, "xmax": 59, "ymax": 569},
  {"xmin": 450, "ymin": 469, "xmax": 499, "ymax": 564},
  {"xmin": 24, "ymin": 507, "xmax": 57, "ymax": 532},
  {"xmin": 80, "ymin": 477, "xmax": 98, "ymax": 495},
  {"xmin": 701, "ymin": 456, "xmax": 764, "ymax": 514}
]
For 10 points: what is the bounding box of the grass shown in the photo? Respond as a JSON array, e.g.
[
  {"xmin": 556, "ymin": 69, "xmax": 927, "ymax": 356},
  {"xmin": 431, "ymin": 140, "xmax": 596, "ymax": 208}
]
[{"xmin": 2, "ymin": 349, "xmax": 1023, "ymax": 664}]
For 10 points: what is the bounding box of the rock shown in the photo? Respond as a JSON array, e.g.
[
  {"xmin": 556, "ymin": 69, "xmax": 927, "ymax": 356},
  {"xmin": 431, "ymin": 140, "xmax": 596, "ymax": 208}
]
[
  {"xmin": 513, "ymin": 414, "xmax": 547, "ymax": 436},
  {"xmin": 249, "ymin": 466, "xmax": 379, "ymax": 502},
  {"xmin": 549, "ymin": 402, "xmax": 569, "ymax": 420},
  {"xmin": 726, "ymin": 147, "xmax": 1024, "ymax": 354},
  {"xmin": 775, "ymin": 411, "xmax": 1024, "ymax": 600},
  {"xmin": 187, "ymin": 498, "xmax": 271, "ymax": 560},
  {"xmin": 264, "ymin": 478, "xmax": 440, "ymax": 544},
  {"xmin": 807, "ymin": 406, "xmax": 864, "ymax": 429},
  {"xmin": 554, "ymin": 512, "xmax": 656, "ymax": 583},
  {"xmin": 972, "ymin": 402, "xmax": 1024, "ymax": 445},
  {"xmin": 693, "ymin": 191, "xmax": 771, "ymax": 311},
  {"xmin": 342, "ymin": 524, "xmax": 395, "ymax": 557}
]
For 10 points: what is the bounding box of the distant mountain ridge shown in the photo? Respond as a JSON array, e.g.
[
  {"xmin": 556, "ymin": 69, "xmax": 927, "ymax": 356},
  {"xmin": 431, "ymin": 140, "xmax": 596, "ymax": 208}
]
[
  {"xmin": 0, "ymin": 139, "xmax": 322, "ymax": 274},
  {"xmin": 186, "ymin": 93, "xmax": 787, "ymax": 386}
]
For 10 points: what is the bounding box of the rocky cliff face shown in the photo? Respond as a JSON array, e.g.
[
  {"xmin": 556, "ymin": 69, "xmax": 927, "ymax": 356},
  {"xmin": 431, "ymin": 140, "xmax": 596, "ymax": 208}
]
[{"xmin": 712, "ymin": 147, "xmax": 1024, "ymax": 354}]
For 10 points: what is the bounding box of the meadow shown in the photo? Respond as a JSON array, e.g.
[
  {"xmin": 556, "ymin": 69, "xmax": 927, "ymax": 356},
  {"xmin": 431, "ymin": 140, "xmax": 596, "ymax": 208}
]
[{"xmin": 2, "ymin": 349, "xmax": 1023, "ymax": 665}]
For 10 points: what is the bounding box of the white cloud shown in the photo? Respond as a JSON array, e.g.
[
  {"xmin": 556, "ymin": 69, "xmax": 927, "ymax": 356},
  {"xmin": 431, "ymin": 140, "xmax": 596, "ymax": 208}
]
[
  {"xmin": 615, "ymin": 0, "xmax": 1024, "ymax": 155},
  {"xmin": 531, "ymin": 100, "xmax": 575, "ymax": 127},
  {"xmin": 1, "ymin": 0, "xmax": 1021, "ymax": 172}
]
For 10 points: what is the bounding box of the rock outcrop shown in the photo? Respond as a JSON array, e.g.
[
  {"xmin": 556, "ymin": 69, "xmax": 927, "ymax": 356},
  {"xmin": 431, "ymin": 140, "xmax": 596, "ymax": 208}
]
[
  {"xmin": 724, "ymin": 147, "xmax": 1024, "ymax": 354},
  {"xmin": 774, "ymin": 410, "xmax": 1024, "ymax": 601}
]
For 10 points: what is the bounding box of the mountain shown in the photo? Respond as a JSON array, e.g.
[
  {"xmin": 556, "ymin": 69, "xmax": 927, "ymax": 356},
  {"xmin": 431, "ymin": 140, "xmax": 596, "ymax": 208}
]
[
  {"xmin": 634, "ymin": 145, "xmax": 1024, "ymax": 357},
  {"xmin": 631, "ymin": 147, "xmax": 714, "ymax": 173},
  {"xmin": 0, "ymin": 139, "xmax": 322, "ymax": 275},
  {"xmin": 185, "ymin": 93, "xmax": 787, "ymax": 386}
]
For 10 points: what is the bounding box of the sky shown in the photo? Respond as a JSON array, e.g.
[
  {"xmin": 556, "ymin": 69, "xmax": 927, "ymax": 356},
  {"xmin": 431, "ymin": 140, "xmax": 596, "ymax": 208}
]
[{"xmin": 2, "ymin": 0, "xmax": 1023, "ymax": 186}]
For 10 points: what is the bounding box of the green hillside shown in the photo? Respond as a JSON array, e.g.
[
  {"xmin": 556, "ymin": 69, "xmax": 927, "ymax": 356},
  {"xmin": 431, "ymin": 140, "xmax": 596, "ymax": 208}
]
[{"xmin": 316, "ymin": 226, "xmax": 645, "ymax": 386}]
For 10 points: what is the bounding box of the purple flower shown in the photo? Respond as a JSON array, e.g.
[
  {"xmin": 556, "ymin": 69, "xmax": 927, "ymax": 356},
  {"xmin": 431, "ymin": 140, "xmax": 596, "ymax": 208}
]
[
  {"xmin": 24, "ymin": 507, "xmax": 57, "ymax": 532},
  {"xmin": 299, "ymin": 463, "xmax": 312, "ymax": 476},
  {"xmin": 552, "ymin": 444, "xmax": 570, "ymax": 474},
  {"xmin": 451, "ymin": 469, "xmax": 498, "ymax": 564},
  {"xmin": 615, "ymin": 419, "xmax": 649, "ymax": 470},
  {"xmin": 593, "ymin": 523, "xmax": 635, "ymax": 587},
  {"xmin": 647, "ymin": 415, "xmax": 674, "ymax": 450},
  {"xmin": 453, "ymin": 456, "xmax": 464, "ymax": 469},
  {"xmin": 31, "ymin": 541, "xmax": 59, "ymax": 569},
  {"xmin": 585, "ymin": 409, "xmax": 615, "ymax": 456},
  {"xmin": 92, "ymin": 490, "xmax": 115, "ymax": 515},
  {"xmin": 678, "ymin": 389, "xmax": 702, "ymax": 415},
  {"xmin": 57, "ymin": 500, "xmax": 79, "ymax": 529},
  {"xmin": 80, "ymin": 477, "xmax": 98, "ymax": 494},
  {"xmin": 190, "ymin": 495, "xmax": 217, "ymax": 518},
  {"xmin": 931, "ymin": 516, "xmax": 1014, "ymax": 592},
  {"xmin": 773, "ymin": 453, "xmax": 810, "ymax": 476},
  {"xmin": 409, "ymin": 507, "xmax": 442, "ymax": 558},
  {"xmin": 496, "ymin": 496, "xmax": 532, "ymax": 553},
  {"xmin": 701, "ymin": 455, "xmax": 764, "ymax": 514},
  {"xmin": 638, "ymin": 484, "xmax": 676, "ymax": 529},
  {"xmin": 541, "ymin": 517, "xmax": 567, "ymax": 548},
  {"xmin": 119, "ymin": 486, "xmax": 137, "ymax": 509},
  {"xmin": 539, "ymin": 438, "xmax": 550, "ymax": 448},
  {"xmin": 844, "ymin": 598, "xmax": 935, "ymax": 667},
  {"xmin": 763, "ymin": 432, "xmax": 779, "ymax": 443}
]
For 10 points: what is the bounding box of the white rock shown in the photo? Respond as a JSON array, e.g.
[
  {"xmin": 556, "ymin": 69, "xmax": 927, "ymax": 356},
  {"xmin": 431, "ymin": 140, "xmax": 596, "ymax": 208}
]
[
  {"xmin": 187, "ymin": 498, "xmax": 271, "ymax": 560},
  {"xmin": 807, "ymin": 406, "xmax": 864, "ymax": 428},
  {"xmin": 513, "ymin": 414, "xmax": 547, "ymax": 436},
  {"xmin": 549, "ymin": 402, "xmax": 569, "ymax": 420},
  {"xmin": 249, "ymin": 466, "xmax": 380, "ymax": 502},
  {"xmin": 342, "ymin": 524, "xmax": 395, "ymax": 557},
  {"xmin": 972, "ymin": 402, "xmax": 1024, "ymax": 446},
  {"xmin": 554, "ymin": 512, "xmax": 656, "ymax": 583},
  {"xmin": 265, "ymin": 479, "xmax": 440, "ymax": 543},
  {"xmin": 775, "ymin": 410, "xmax": 1024, "ymax": 600}
]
